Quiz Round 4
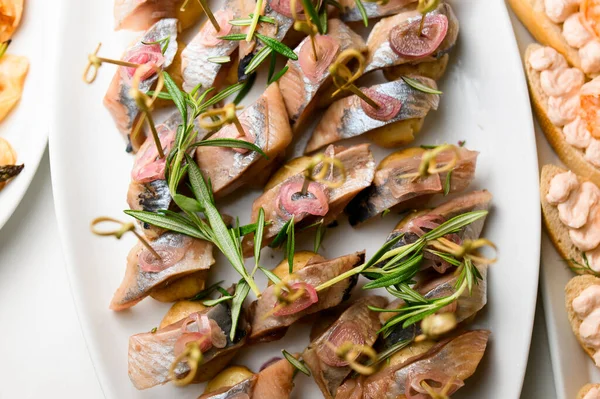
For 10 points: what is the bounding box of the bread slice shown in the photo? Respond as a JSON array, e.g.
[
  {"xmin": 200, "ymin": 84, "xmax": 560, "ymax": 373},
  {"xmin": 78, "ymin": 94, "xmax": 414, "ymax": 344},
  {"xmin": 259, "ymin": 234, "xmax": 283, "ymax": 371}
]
[
  {"xmin": 578, "ymin": 383, "xmax": 600, "ymax": 399},
  {"xmin": 540, "ymin": 164, "xmax": 597, "ymax": 274},
  {"xmin": 526, "ymin": 45, "xmax": 600, "ymax": 187},
  {"xmin": 507, "ymin": 0, "xmax": 591, "ymax": 76},
  {"xmin": 566, "ymin": 275, "xmax": 600, "ymax": 365}
]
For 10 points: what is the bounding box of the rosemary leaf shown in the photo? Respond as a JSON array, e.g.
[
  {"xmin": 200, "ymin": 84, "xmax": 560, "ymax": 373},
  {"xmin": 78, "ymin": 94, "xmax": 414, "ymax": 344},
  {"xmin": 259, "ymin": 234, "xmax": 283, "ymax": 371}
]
[
  {"xmin": 231, "ymin": 280, "xmax": 251, "ymax": 340},
  {"xmin": 208, "ymin": 56, "xmax": 231, "ymax": 64},
  {"xmin": 203, "ymin": 82, "xmax": 245, "ymax": 109},
  {"xmin": 254, "ymin": 208, "xmax": 266, "ymax": 266},
  {"xmin": 255, "ymin": 33, "xmax": 298, "ymax": 60},
  {"xmin": 172, "ymin": 194, "xmax": 203, "ymax": 213},
  {"xmin": 354, "ymin": 0, "xmax": 369, "ymax": 27},
  {"xmin": 443, "ymin": 170, "xmax": 452, "ymax": 196},
  {"xmin": 190, "ymin": 138, "xmax": 268, "ymax": 159},
  {"xmin": 203, "ymin": 296, "xmax": 234, "ymax": 306},
  {"xmin": 282, "ymin": 350, "xmax": 311, "ymax": 376},
  {"xmin": 363, "ymin": 254, "xmax": 423, "ymax": 289},
  {"xmin": 268, "ymin": 66, "xmax": 289, "ymax": 84},
  {"xmin": 189, "ymin": 280, "xmax": 225, "ymax": 301},
  {"xmin": 124, "ymin": 210, "xmax": 208, "ymax": 240},
  {"xmin": 314, "ymin": 221, "xmax": 326, "ymax": 253},
  {"xmin": 229, "ymin": 15, "xmax": 276, "ymax": 26},
  {"xmin": 402, "ymin": 76, "xmax": 443, "ymax": 95},
  {"xmin": 145, "ymin": 90, "xmax": 172, "ymax": 100},
  {"xmin": 245, "ymin": 46, "xmax": 273, "ymax": 75},
  {"xmin": 259, "ymin": 266, "xmax": 282, "ymax": 285},
  {"xmin": 234, "ymin": 73, "xmax": 256, "ymax": 104},
  {"xmin": 218, "ymin": 33, "xmax": 247, "ymax": 40},
  {"xmin": 286, "ymin": 218, "xmax": 296, "ymax": 273},
  {"xmin": 267, "ymin": 50, "xmax": 277, "ymax": 83},
  {"xmin": 302, "ymin": 0, "xmax": 323, "ymax": 34},
  {"xmin": 162, "ymin": 71, "xmax": 187, "ymax": 123},
  {"xmin": 270, "ymin": 217, "xmax": 294, "ymax": 248}
]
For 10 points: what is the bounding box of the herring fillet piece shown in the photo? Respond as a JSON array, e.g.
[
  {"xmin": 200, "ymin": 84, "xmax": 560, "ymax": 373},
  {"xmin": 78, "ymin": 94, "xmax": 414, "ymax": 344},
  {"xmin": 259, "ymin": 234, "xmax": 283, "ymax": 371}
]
[
  {"xmin": 194, "ymin": 83, "xmax": 293, "ymax": 198},
  {"xmin": 181, "ymin": 0, "xmax": 243, "ymax": 92},
  {"xmin": 103, "ymin": 19, "xmax": 179, "ymax": 151},
  {"xmin": 279, "ymin": 19, "xmax": 367, "ymax": 131},
  {"xmin": 305, "ymin": 78, "xmax": 440, "ymax": 153},
  {"xmin": 364, "ymin": 2, "xmax": 459, "ymax": 74},
  {"xmin": 110, "ymin": 233, "xmax": 214, "ymax": 310},
  {"xmin": 114, "ymin": 0, "xmax": 179, "ymax": 31},
  {"xmin": 337, "ymin": 0, "xmax": 416, "ymax": 22}
]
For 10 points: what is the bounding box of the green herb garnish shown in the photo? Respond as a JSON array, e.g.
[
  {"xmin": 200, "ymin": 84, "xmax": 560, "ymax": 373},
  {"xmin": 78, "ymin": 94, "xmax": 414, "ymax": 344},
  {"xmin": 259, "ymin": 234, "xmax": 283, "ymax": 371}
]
[
  {"xmin": 282, "ymin": 350, "xmax": 311, "ymax": 376},
  {"xmin": 402, "ymin": 76, "xmax": 443, "ymax": 95}
]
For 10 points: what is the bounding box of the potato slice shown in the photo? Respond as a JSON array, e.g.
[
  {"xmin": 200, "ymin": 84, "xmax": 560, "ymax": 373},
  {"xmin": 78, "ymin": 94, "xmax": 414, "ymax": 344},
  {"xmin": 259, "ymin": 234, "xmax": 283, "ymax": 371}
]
[
  {"xmin": 159, "ymin": 300, "xmax": 207, "ymax": 328},
  {"xmin": 0, "ymin": 53, "xmax": 28, "ymax": 122},
  {"xmin": 269, "ymin": 251, "xmax": 326, "ymax": 284},
  {"xmin": 264, "ymin": 156, "xmax": 313, "ymax": 191},
  {"xmin": 0, "ymin": 0, "xmax": 24, "ymax": 42},
  {"xmin": 150, "ymin": 270, "xmax": 209, "ymax": 303},
  {"xmin": 366, "ymin": 118, "xmax": 424, "ymax": 148},
  {"xmin": 204, "ymin": 365, "xmax": 254, "ymax": 393}
]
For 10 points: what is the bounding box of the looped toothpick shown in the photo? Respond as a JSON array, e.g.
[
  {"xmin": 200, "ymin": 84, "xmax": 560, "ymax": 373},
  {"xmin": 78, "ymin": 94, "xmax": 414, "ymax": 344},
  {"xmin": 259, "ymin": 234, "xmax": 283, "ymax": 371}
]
[
  {"xmin": 168, "ymin": 341, "xmax": 203, "ymax": 386},
  {"xmin": 329, "ymin": 49, "xmax": 379, "ymax": 109},
  {"xmin": 90, "ymin": 216, "xmax": 162, "ymax": 260},
  {"xmin": 291, "ymin": 0, "xmax": 319, "ymax": 61},
  {"xmin": 129, "ymin": 65, "xmax": 165, "ymax": 157},
  {"xmin": 329, "ymin": 341, "xmax": 378, "ymax": 375},
  {"xmin": 305, "ymin": 153, "xmax": 346, "ymax": 190},
  {"xmin": 417, "ymin": 0, "xmax": 439, "ymax": 35},
  {"xmin": 400, "ymin": 144, "xmax": 459, "ymax": 180},
  {"xmin": 83, "ymin": 43, "xmax": 141, "ymax": 84},
  {"xmin": 431, "ymin": 237, "xmax": 497, "ymax": 265},
  {"xmin": 198, "ymin": 103, "xmax": 246, "ymax": 137},
  {"xmin": 180, "ymin": 0, "xmax": 221, "ymax": 32}
]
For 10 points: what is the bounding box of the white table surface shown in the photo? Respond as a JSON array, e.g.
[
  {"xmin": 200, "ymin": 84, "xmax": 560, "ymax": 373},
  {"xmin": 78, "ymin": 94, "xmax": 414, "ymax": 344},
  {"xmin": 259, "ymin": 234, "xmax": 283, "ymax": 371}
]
[{"xmin": 0, "ymin": 155, "xmax": 557, "ymax": 399}]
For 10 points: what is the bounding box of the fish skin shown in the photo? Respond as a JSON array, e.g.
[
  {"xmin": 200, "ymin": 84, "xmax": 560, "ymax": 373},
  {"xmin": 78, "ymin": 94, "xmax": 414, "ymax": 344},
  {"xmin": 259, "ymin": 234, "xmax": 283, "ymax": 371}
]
[
  {"xmin": 279, "ymin": 19, "xmax": 367, "ymax": 132},
  {"xmin": 103, "ymin": 19, "xmax": 179, "ymax": 152},
  {"xmin": 242, "ymin": 144, "xmax": 375, "ymax": 255},
  {"xmin": 198, "ymin": 377, "xmax": 257, "ymax": 399},
  {"xmin": 181, "ymin": 0, "xmax": 244, "ymax": 92},
  {"xmin": 303, "ymin": 296, "xmax": 388, "ymax": 399},
  {"xmin": 128, "ymin": 302, "xmax": 249, "ymax": 390},
  {"xmin": 195, "ymin": 83, "xmax": 293, "ymax": 199},
  {"xmin": 248, "ymin": 251, "xmax": 364, "ymax": 344},
  {"xmin": 338, "ymin": 0, "xmax": 416, "ymax": 22},
  {"xmin": 346, "ymin": 147, "xmax": 479, "ymax": 225},
  {"xmin": 381, "ymin": 264, "xmax": 488, "ymax": 347},
  {"xmin": 360, "ymin": 330, "xmax": 491, "ymax": 399},
  {"xmin": 110, "ymin": 232, "xmax": 214, "ymax": 311},
  {"xmin": 114, "ymin": 0, "xmax": 180, "ymax": 31},
  {"xmin": 306, "ymin": 78, "xmax": 440, "ymax": 153},
  {"xmin": 363, "ymin": 2, "xmax": 459, "ymax": 74}
]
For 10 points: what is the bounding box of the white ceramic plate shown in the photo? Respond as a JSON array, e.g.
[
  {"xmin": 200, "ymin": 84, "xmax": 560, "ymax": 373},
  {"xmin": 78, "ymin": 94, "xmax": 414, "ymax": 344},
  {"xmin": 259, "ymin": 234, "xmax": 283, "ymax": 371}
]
[
  {"xmin": 50, "ymin": 0, "xmax": 540, "ymax": 397},
  {"xmin": 0, "ymin": 0, "xmax": 48, "ymax": 230},
  {"xmin": 508, "ymin": 8, "xmax": 600, "ymax": 399}
]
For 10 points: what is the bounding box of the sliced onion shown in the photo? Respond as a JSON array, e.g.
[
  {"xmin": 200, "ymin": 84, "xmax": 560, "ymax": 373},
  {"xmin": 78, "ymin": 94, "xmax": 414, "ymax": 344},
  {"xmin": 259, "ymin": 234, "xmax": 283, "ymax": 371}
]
[
  {"xmin": 276, "ymin": 181, "xmax": 329, "ymax": 220},
  {"xmin": 131, "ymin": 124, "xmax": 177, "ymax": 182},
  {"xmin": 269, "ymin": 0, "xmax": 304, "ymax": 18},
  {"xmin": 389, "ymin": 14, "xmax": 449, "ymax": 59},
  {"xmin": 138, "ymin": 241, "xmax": 188, "ymax": 272},
  {"xmin": 405, "ymin": 371, "xmax": 464, "ymax": 399},
  {"xmin": 318, "ymin": 321, "xmax": 365, "ymax": 367},
  {"xmin": 298, "ymin": 35, "xmax": 340, "ymax": 82},
  {"xmin": 402, "ymin": 214, "xmax": 446, "ymax": 237},
  {"xmin": 273, "ymin": 282, "xmax": 319, "ymax": 317},
  {"xmin": 214, "ymin": 122, "xmax": 255, "ymax": 154},
  {"xmin": 259, "ymin": 356, "xmax": 282, "ymax": 371},
  {"xmin": 122, "ymin": 44, "xmax": 165, "ymax": 80},
  {"xmin": 198, "ymin": 10, "xmax": 233, "ymax": 47},
  {"xmin": 360, "ymin": 88, "xmax": 403, "ymax": 121},
  {"xmin": 174, "ymin": 314, "xmax": 212, "ymax": 355},
  {"xmin": 208, "ymin": 319, "xmax": 227, "ymax": 349}
]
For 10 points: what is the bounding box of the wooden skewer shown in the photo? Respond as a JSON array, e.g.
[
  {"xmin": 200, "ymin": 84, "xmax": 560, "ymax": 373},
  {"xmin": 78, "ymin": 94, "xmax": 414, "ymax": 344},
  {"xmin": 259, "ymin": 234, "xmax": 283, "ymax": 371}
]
[
  {"xmin": 90, "ymin": 216, "xmax": 162, "ymax": 260},
  {"xmin": 83, "ymin": 43, "xmax": 141, "ymax": 84}
]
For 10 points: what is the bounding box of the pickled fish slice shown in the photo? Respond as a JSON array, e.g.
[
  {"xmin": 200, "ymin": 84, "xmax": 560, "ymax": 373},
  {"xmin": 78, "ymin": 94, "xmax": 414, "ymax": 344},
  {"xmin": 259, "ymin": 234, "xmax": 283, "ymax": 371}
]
[
  {"xmin": 104, "ymin": 19, "xmax": 179, "ymax": 152},
  {"xmin": 303, "ymin": 296, "xmax": 388, "ymax": 399},
  {"xmin": 110, "ymin": 232, "xmax": 214, "ymax": 310},
  {"xmin": 364, "ymin": 2, "xmax": 459, "ymax": 74},
  {"xmin": 346, "ymin": 146, "xmax": 479, "ymax": 225},
  {"xmin": 337, "ymin": 0, "xmax": 416, "ymax": 23},
  {"xmin": 195, "ymin": 83, "xmax": 293, "ymax": 199},
  {"xmin": 306, "ymin": 78, "xmax": 439, "ymax": 153},
  {"xmin": 128, "ymin": 302, "xmax": 249, "ymax": 390},
  {"xmin": 279, "ymin": 19, "xmax": 367, "ymax": 132},
  {"xmin": 248, "ymin": 251, "xmax": 364, "ymax": 343},
  {"xmin": 114, "ymin": 0, "xmax": 202, "ymax": 31},
  {"xmin": 182, "ymin": 0, "xmax": 244, "ymax": 92}
]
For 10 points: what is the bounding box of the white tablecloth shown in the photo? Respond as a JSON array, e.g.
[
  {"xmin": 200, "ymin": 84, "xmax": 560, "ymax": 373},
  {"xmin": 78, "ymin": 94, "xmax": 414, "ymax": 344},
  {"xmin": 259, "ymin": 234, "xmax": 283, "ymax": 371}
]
[{"xmin": 0, "ymin": 151, "xmax": 558, "ymax": 397}]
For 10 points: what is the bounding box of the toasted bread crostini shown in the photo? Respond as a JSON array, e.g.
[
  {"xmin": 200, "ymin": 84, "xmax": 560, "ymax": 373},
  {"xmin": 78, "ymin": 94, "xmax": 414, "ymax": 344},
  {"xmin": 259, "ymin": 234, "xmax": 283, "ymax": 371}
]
[
  {"xmin": 566, "ymin": 275, "xmax": 600, "ymax": 366},
  {"xmin": 578, "ymin": 383, "xmax": 600, "ymax": 399},
  {"xmin": 526, "ymin": 45, "xmax": 600, "ymax": 186},
  {"xmin": 541, "ymin": 164, "xmax": 600, "ymax": 275},
  {"xmin": 508, "ymin": 0, "xmax": 600, "ymax": 77}
]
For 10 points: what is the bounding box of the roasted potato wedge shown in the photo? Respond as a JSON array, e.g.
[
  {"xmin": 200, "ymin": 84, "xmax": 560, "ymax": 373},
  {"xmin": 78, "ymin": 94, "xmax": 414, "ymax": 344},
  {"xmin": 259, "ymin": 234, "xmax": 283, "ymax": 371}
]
[
  {"xmin": 159, "ymin": 300, "xmax": 206, "ymax": 328},
  {"xmin": 264, "ymin": 156, "xmax": 313, "ymax": 191},
  {"xmin": 0, "ymin": 53, "xmax": 29, "ymax": 122},
  {"xmin": 366, "ymin": 118, "xmax": 424, "ymax": 148},
  {"xmin": 0, "ymin": 0, "xmax": 24, "ymax": 42},
  {"xmin": 150, "ymin": 270, "xmax": 209, "ymax": 303},
  {"xmin": 269, "ymin": 251, "xmax": 326, "ymax": 284},
  {"xmin": 204, "ymin": 365, "xmax": 254, "ymax": 393}
]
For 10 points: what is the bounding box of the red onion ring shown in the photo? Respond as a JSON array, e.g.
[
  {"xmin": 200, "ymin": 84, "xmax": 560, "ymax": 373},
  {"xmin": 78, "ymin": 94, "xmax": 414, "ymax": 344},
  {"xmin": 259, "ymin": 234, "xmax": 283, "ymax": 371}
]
[
  {"xmin": 269, "ymin": 0, "xmax": 305, "ymax": 18},
  {"xmin": 273, "ymin": 282, "xmax": 319, "ymax": 317},
  {"xmin": 138, "ymin": 240, "xmax": 188, "ymax": 273},
  {"xmin": 131, "ymin": 124, "xmax": 177, "ymax": 182},
  {"xmin": 122, "ymin": 44, "xmax": 165, "ymax": 81},
  {"xmin": 360, "ymin": 88, "xmax": 403, "ymax": 121},
  {"xmin": 389, "ymin": 14, "xmax": 449, "ymax": 59},
  {"xmin": 318, "ymin": 321, "xmax": 366, "ymax": 367},
  {"xmin": 298, "ymin": 35, "xmax": 340, "ymax": 82},
  {"xmin": 276, "ymin": 181, "xmax": 329, "ymax": 221},
  {"xmin": 405, "ymin": 371, "xmax": 463, "ymax": 399},
  {"xmin": 199, "ymin": 10, "xmax": 233, "ymax": 47}
]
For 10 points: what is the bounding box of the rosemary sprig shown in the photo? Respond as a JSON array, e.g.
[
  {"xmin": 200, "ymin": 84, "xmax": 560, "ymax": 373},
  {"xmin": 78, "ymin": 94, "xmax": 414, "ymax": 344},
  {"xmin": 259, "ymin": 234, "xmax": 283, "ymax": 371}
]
[
  {"xmin": 282, "ymin": 350, "xmax": 311, "ymax": 376},
  {"xmin": 229, "ymin": 14, "xmax": 276, "ymax": 26},
  {"xmin": 402, "ymin": 76, "xmax": 443, "ymax": 95},
  {"xmin": 189, "ymin": 280, "xmax": 225, "ymax": 301},
  {"xmin": 565, "ymin": 253, "xmax": 600, "ymax": 276},
  {"xmin": 354, "ymin": 0, "xmax": 369, "ymax": 27}
]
